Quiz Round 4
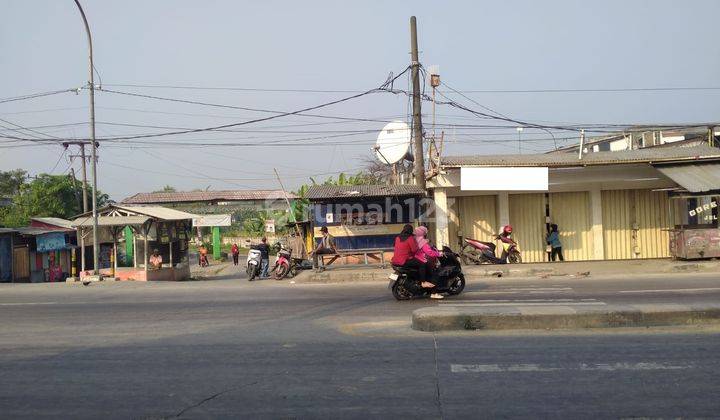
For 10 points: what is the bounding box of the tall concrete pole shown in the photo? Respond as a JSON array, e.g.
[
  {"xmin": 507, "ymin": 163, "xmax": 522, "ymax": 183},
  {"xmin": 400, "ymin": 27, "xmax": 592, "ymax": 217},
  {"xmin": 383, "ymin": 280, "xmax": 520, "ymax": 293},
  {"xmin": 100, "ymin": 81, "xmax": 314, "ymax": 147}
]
[
  {"xmin": 410, "ymin": 16, "xmax": 425, "ymax": 189},
  {"xmin": 79, "ymin": 143, "xmax": 88, "ymax": 212},
  {"xmin": 73, "ymin": 0, "xmax": 100, "ymax": 275}
]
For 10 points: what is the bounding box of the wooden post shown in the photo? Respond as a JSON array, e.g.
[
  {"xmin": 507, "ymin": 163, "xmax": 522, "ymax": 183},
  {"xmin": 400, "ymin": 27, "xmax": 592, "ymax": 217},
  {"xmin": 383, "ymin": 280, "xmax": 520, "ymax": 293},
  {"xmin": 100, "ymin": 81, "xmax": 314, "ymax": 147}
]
[{"xmin": 144, "ymin": 222, "xmax": 150, "ymax": 276}]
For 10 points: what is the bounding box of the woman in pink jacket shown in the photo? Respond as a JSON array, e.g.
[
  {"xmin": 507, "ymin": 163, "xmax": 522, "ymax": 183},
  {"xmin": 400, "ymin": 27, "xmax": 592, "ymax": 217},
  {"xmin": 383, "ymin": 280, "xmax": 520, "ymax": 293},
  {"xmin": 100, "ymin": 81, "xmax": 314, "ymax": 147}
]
[{"xmin": 414, "ymin": 226, "xmax": 444, "ymax": 299}]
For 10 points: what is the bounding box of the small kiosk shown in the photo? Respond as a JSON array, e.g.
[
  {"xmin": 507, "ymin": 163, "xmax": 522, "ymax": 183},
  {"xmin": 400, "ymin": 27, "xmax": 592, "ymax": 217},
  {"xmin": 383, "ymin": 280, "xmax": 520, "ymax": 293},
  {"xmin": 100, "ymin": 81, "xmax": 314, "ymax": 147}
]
[
  {"xmin": 669, "ymin": 192, "xmax": 720, "ymax": 259},
  {"xmin": 306, "ymin": 185, "xmax": 426, "ymax": 266},
  {"xmin": 72, "ymin": 204, "xmax": 195, "ymax": 281}
]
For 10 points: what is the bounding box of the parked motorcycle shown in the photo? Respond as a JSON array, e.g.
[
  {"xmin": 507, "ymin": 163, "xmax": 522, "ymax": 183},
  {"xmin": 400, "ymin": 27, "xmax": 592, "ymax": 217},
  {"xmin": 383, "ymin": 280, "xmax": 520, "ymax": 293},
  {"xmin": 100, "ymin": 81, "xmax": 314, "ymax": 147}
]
[
  {"xmin": 246, "ymin": 248, "xmax": 262, "ymax": 281},
  {"xmin": 269, "ymin": 242, "xmax": 306, "ymax": 280},
  {"xmin": 388, "ymin": 246, "xmax": 466, "ymax": 301}
]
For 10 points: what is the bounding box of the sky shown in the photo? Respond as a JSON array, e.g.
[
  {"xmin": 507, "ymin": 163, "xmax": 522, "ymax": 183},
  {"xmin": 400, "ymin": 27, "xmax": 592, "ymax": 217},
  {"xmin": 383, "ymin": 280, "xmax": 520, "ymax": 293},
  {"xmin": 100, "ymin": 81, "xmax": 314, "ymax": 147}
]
[{"xmin": 2, "ymin": 0, "xmax": 720, "ymax": 201}]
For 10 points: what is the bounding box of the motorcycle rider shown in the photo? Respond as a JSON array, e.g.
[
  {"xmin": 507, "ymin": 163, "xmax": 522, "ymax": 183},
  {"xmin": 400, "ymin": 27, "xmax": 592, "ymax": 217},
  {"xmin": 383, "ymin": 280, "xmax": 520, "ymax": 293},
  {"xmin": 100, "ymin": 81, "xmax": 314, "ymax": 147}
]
[
  {"xmin": 391, "ymin": 224, "xmax": 432, "ymax": 288},
  {"xmin": 414, "ymin": 226, "xmax": 444, "ymax": 299},
  {"xmin": 497, "ymin": 225, "xmax": 517, "ymax": 262}
]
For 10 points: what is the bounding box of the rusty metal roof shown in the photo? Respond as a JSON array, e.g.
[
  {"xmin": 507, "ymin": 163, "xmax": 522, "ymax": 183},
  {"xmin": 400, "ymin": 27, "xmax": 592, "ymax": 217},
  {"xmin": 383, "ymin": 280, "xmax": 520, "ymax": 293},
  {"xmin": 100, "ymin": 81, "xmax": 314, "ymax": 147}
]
[
  {"xmin": 71, "ymin": 215, "xmax": 151, "ymax": 227},
  {"xmin": 442, "ymin": 144, "xmax": 720, "ymax": 167},
  {"xmin": 306, "ymin": 184, "xmax": 426, "ymax": 200},
  {"xmin": 122, "ymin": 189, "xmax": 297, "ymax": 204},
  {"xmin": 654, "ymin": 163, "xmax": 720, "ymax": 193}
]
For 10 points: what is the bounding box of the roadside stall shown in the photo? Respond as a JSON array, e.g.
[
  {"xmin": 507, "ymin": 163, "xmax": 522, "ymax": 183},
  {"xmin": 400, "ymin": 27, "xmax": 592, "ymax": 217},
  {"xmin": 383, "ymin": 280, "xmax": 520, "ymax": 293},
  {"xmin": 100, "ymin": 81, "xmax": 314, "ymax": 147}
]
[
  {"xmin": 71, "ymin": 204, "xmax": 196, "ymax": 281},
  {"xmin": 669, "ymin": 193, "xmax": 720, "ymax": 259},
  {"xmin": 305, "ymin": 185, "xmax": 426, "ymax": 267}
]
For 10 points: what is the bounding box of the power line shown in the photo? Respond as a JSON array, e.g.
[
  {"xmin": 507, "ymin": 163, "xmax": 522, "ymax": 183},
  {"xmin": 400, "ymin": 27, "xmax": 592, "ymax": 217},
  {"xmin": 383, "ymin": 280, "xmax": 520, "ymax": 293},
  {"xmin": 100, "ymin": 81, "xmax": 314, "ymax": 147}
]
[
  {"xmin": 0, "ymin": 88, "xmax": 80, "ymax": 105},
  {"xmin": 89, "ymin": 68, "xmax": 410, "ymax": 141},
  {"xmin": 101, "ymin": 83, "xmax": 720, "ymax": 94},
  {"xmin": 97, "ymin": 87, "xmax": 394, "ymax": 125}
]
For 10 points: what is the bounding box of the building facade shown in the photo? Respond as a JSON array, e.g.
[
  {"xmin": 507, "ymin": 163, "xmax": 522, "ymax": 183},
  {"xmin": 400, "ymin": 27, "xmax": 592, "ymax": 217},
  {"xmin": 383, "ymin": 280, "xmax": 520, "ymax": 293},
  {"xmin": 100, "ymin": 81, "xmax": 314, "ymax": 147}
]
[{"xmin": 429, "ymin": 145, "xmax": 720, "ymax": 262}]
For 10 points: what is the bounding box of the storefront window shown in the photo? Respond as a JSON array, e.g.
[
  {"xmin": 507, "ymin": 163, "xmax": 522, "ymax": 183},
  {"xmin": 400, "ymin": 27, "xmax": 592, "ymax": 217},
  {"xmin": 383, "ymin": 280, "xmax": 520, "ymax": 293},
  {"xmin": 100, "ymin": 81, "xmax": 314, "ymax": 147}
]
[{"xmin": 672, "ymin": 195, "xmax": 719, "ymax": 228}]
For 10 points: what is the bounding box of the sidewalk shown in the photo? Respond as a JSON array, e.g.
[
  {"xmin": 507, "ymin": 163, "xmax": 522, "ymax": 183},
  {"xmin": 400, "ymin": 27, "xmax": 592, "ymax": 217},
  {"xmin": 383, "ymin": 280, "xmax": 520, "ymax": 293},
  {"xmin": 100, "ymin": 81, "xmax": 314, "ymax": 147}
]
[
  {"xmin": 412, "ymin": 302, "xmax": 720, "ymax": 332},
  {"xmin": 293, "ymin": 258, "xmax": 720, "ymax": 284}
]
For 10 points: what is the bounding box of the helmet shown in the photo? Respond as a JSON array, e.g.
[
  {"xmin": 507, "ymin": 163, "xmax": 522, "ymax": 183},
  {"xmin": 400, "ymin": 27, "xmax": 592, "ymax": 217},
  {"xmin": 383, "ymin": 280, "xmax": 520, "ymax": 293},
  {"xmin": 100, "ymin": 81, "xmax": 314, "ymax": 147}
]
[{"xmin": 502, "ymin": 225, "xmax": 513, "ymax": 234}]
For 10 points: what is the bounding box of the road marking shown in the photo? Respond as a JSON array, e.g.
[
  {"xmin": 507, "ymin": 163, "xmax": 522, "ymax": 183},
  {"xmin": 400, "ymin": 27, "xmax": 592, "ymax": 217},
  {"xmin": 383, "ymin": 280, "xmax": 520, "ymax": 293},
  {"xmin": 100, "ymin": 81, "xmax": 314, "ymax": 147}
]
[
  {"xmin": 618, "ymin": 287, "xmax": 720, "ymax": 294},
  {"xmin": 451, "ymin": 362, "xmax": 693, "ymax": 373},
  {"xmin": 503, "ymin": 287, "xmax": 573, "ymax": 291},
  {"xmin": 440, "ymin": 302, "xmax": 606, "ymax": 307},
  {"xmin": 442, "ymin": 298, "xmax": 592, "ymax": 303},
  {"xmin": 0, "ymin": 302, "xmax": 58, "ymax": 306}
]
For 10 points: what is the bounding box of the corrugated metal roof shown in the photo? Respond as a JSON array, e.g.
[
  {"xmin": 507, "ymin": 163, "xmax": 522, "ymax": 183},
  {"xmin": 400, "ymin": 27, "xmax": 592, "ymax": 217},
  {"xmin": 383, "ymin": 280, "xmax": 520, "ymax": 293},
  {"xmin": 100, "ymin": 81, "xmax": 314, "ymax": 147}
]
[
  {"xmin": 0, "ymin": 227, "xmax": 72, "ymax": 235},
  {"xmin": 306, "ymin": 184, "xmax": 426, "ymax": 200},
  {"xmin": 122, "ymin": 189, "xmax": 297, "ymax": 204},
  {"xmin": 442, "ymin": 144, "xmax": 720, "ymax": 167},
  {"xmin": 114, "ymin": 205, "xmax": 196, "ymax": 221},
  {"xmin": 30, "ymin": 217, "xmax": 74, "ymax": 229},
  {"xmin": 654, "ymin": 163, "xmax": 720, "ymax": 193},
  {"xmin": 71, "ymin": 215, "xmax": 151, "ymax": 227}
]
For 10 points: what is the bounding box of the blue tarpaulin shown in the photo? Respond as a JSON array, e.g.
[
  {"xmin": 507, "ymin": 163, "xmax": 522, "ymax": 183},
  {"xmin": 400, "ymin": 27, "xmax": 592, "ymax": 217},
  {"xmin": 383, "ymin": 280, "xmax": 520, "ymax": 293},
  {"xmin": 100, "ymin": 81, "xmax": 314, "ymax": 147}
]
[{"xmin": 36, "ymin": 232, "xmax": 66, "ymax": 253}]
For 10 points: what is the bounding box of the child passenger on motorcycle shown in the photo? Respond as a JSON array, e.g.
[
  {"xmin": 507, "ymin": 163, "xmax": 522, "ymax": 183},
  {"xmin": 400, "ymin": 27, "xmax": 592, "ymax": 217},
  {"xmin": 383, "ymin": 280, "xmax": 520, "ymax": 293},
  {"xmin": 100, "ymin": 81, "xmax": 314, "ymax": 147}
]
[
  {"xmin": 391, "ymin": 224, "xmax": 430, "ymax": 287},
  {"xmin": 414, "ymin": 226, "xmax": 445, "ymax": 299}
]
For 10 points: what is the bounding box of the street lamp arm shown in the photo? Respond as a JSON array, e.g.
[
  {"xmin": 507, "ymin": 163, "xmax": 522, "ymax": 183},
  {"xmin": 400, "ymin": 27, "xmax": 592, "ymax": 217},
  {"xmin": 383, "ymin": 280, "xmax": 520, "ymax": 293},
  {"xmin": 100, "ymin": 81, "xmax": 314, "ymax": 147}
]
[{"xmin": 72, "ymin": 0, "xmax": 100, "ymax": 276}]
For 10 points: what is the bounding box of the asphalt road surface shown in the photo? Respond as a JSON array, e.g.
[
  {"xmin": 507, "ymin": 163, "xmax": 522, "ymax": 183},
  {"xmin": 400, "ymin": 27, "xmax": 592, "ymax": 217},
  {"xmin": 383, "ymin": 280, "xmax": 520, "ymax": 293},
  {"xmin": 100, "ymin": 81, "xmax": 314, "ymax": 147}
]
[{"xmin": 1, "ymin": 271, "xmax": 720, "ymax": 419}]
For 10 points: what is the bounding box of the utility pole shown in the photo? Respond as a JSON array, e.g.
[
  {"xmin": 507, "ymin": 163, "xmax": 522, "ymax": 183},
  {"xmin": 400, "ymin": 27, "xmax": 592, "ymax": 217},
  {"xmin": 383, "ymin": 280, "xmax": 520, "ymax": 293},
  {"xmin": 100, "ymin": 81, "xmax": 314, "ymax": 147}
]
[
  {"xmin": 73, "ymin": 0, "xmax": 100, "ymax": 276},
  {"xmin": 410, "ymin": 16, "xmax": 425, "ymax": 190},
  {"xmin": 79, "ymin": 143, "xmax": 88, "ymax": 212},
  {"xmin": 63, "ymin": 140, "xmax": 92, "ymax": 273}
]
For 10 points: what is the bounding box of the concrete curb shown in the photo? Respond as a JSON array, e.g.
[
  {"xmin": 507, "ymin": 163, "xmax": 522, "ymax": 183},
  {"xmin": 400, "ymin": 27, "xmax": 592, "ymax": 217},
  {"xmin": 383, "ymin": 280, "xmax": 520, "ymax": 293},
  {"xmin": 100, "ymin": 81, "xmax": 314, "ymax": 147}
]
[
  {"xmin": 411, "ymin": 303, "xmax": 720, "ymax": 332},
  {"xmin": 293, "ymin": 259, "xmax": 720, "ymax": 283}
]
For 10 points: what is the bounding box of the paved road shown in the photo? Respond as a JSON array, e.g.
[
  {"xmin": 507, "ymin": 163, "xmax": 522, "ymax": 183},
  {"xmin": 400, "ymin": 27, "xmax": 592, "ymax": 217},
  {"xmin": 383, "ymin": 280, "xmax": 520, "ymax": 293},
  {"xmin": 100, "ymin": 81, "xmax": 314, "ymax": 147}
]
[{"xmin": 1, "ymin": 272, "xmax": 720, "ymax": 418}]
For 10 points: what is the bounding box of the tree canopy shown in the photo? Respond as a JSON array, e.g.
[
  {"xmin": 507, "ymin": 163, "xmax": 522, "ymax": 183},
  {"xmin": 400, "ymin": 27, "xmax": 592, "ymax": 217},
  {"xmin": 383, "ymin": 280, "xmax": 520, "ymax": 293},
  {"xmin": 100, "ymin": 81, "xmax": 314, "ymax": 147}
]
[{"xmin": 0, "ymin": 170, "xmax": 108, "ymax": 227}]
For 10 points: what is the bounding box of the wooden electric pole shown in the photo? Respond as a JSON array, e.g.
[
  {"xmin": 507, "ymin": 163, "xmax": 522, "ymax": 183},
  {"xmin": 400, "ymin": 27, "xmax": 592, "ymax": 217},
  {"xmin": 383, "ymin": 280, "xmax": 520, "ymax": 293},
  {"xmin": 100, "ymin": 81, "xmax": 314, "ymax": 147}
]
[{"xmin": 410, "ymin": 16, "xmax": 425, "ymax": 189}]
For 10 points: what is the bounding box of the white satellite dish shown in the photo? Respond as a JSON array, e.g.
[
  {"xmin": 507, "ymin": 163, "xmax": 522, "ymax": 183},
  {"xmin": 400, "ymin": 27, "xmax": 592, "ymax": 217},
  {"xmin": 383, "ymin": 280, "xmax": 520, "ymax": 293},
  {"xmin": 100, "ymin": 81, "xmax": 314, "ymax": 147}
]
[{"xmin": 374, "ymin": 121, "xmax": 411, "ymax": 165}]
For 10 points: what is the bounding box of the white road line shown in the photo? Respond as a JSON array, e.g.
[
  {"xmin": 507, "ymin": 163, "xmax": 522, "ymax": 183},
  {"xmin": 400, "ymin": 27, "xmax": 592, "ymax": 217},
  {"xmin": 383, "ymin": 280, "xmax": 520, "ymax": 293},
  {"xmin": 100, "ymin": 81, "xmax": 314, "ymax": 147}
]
[
  {"xmin": 451, "ymin": 362, "xmax": 693, "ymax": 373},
  {"xmin": 440, "ymin": 298, "xmax": 598, "ymax": 304},
  {"xmin": 618, "ymin": 287, "xmax": 720, "ymax": 294},
  {"xmin": 0, "ymin": 302, "xmax": 58, "ymax": 306},
  {"xmin": 503, "ymin": 287, "xmax": 573, "ymax": 291},
  {"xmin": 439, "ymin": 302, "xmax": 606, "ymax": 307}
]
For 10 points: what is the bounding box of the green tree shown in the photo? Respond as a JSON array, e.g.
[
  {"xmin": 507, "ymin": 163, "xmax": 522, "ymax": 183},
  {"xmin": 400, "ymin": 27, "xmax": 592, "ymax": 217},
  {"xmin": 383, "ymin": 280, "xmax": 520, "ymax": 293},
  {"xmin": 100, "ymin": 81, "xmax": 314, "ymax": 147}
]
[
  {"xmin": 2, "ymin": 174, "xmax": 108, "ymax": 227},
  {"xmin": 0, "ymin": 169, "xmax": 27, "ymax": 197}
]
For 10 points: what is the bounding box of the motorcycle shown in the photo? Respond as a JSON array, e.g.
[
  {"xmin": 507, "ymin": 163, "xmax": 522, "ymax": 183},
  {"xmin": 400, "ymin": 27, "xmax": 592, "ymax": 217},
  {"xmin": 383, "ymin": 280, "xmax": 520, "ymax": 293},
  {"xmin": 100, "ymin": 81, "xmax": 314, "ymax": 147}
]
[
  {"xmin": 497, "ymin": 235, "xmax": 522, "ymax": 264},
  {"xmin": 388, "ymin": 246, "xmax": 466, "ymax": 301},
  {"xmin": 460, "ymin": 236, "xmax": 522, "ymax": 265},
  {"xmin": 271, "ymin": 242, "xmax": 309, "ymax": 280},
  {"xmin": 246, "ymin": 248, "xmax": 262, "ymax": 281}
]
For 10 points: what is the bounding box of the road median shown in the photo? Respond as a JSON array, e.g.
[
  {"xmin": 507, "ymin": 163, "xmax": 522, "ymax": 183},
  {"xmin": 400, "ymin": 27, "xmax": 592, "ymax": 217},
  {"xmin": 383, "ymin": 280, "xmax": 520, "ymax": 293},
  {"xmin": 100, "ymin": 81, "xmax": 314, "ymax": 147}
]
[{"xmin": 411, "ymin": 303, "xmax": 720, "ymax": 332}]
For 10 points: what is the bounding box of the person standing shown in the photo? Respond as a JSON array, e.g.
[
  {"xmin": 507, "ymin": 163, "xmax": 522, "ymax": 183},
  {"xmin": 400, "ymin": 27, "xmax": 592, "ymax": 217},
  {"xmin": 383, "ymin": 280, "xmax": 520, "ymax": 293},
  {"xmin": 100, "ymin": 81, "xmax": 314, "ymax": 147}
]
[
  {"xmin": 231, "ymin": 243, "xmax": 240, "ymax": 266},
  {"xmin": 547, "ymin": 224, "xmax": 564, "ymax": 262},
  {"xmin": 311, "ymin": 226, "xmax": 337, "ymax": 268},
  {"xmin": 253, "ymin": 237, "xmax": 271, "ymax": 278}
]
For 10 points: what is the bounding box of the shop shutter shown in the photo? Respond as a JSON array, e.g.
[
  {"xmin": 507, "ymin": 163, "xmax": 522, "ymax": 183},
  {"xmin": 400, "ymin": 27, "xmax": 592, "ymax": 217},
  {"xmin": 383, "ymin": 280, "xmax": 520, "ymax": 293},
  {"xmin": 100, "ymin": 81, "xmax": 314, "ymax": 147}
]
[
  {"xmin": 457, "ymin": 195, "xmax": 497, "ymax": 243},
  {"xmin": 509, "ymin": 193, "xmax": 546, "ymax": 262},
  {"xmin": 602, "ymin": 189, "xmax": 670, "ymax": 259},
  {"xmin": 549, "ymin": 192, "xmax": 593, "ymax": 261},
  {"xmin": 602, "ymin": 190, "xmax": 634, "ymax": 259},
  {"xmin": 636, "ymin": 190, "xmax": 670, "ymax": 258}
]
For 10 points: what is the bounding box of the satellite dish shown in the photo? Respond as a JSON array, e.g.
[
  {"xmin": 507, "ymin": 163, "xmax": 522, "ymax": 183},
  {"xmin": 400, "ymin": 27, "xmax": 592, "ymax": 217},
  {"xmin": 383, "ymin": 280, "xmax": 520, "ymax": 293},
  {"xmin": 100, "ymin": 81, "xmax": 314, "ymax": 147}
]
[{"xmin": 374, "ymin": 121, "xmax": 411, "ymax": 165}]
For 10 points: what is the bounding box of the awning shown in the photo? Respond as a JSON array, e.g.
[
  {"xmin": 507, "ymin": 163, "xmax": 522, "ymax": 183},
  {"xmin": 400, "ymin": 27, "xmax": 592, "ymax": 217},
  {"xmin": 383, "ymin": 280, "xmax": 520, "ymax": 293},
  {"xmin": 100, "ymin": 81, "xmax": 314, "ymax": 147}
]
[
  {"xmin": 655, "ymin": 163, "xmax": 720, "ymax": 193},
  {"xmin": 71, "ymin": 215, "xmax": 150, "ymax": 227}
]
